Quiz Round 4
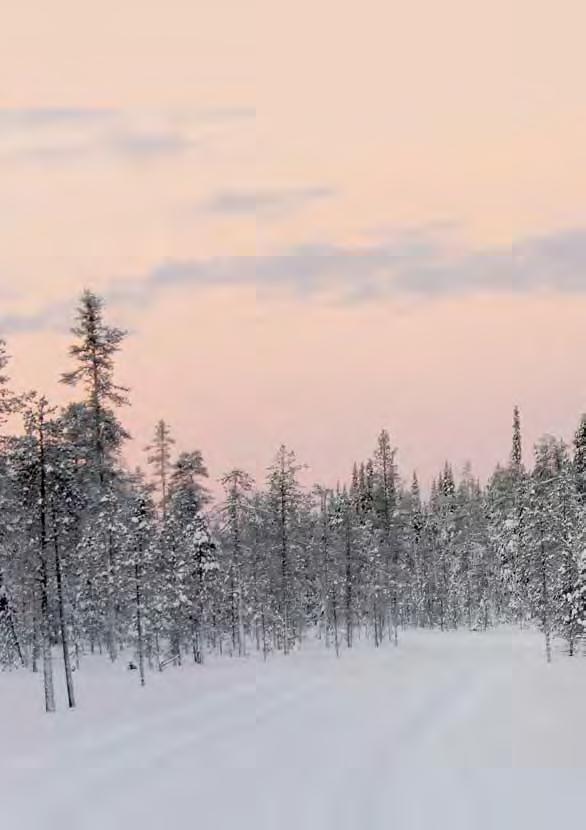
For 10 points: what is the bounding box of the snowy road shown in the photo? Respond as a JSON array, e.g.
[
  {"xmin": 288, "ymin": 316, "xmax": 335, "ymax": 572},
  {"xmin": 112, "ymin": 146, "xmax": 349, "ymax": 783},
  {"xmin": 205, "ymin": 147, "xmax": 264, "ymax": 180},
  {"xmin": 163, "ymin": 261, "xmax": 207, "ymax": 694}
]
[{"xmin": 2, "ymin": 629, "xmax": 586, "ymax": 830}]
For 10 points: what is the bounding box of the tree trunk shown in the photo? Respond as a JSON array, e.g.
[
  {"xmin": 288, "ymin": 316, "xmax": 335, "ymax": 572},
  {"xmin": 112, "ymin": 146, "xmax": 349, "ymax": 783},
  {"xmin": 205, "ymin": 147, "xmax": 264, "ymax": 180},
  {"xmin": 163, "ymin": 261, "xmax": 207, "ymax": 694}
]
[{"xmin": 53, "ymin": 521, "xmax": 76, "ymax": 708}]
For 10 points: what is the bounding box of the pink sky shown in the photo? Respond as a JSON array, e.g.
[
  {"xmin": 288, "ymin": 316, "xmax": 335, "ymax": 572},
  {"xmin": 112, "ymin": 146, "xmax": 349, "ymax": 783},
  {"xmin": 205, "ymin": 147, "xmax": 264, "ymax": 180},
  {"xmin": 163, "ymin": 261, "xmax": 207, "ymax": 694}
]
[{"xmin": 2, "ymin": 1, "xmax": 586, "ymax": 489}]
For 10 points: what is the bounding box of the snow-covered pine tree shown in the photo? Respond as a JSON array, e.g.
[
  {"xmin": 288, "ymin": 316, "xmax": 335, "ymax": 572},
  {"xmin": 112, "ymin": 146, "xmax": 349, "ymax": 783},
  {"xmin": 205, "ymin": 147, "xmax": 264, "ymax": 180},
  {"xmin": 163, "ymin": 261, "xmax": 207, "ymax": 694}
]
[
  {"xmin": 432, "ymin": 464, "xmax": 458, "ymax": 630},
  {"xmin": 545, "ymin": 442, "xmax": 584, "ymax": 655},
  {"xmin": 61, "ymin": 290, "xmax": 129, "ymax": 661},
  {"xmin": 163, "ymin": 450, "xmax": 216, "ymax": 664},
  {"xmin": 312, "ymin": 486, "xmax": 340, "ymax": 655},
  {"xmin": 146, "ymin": 420, "xmax": 176, "ymax": 522},
  {"xmin": 508, "ymin": 406, "xmax": 529, "ymax": 623},
  {"xmin": 573, "ymin": 413, "xmax": 586, "ymax": 501},
  {"xmin": 372, "ymin": 430, "xmax": 400, "ymax": 645},
  {"xmin": 218, "ymin": 469, "xmax": 254, "ymax": 657},
  {"xmin": 247, "ymin": 491, "xmax": 273, "ymax": 657},
  {"xmin": 123, "ymin": 470, "xmax": 159, "ymax": 685},
  {"xmin": 0, "ymin": 340, "xmax": 24, "ymax": 668},
  {"xmin": 524, "ymin": 437, "xmax": 570, "ymax": 662},
  {"xmin": 9, "ymin": 395, "xmax": 59, "ymax": 711},
  {"xmin": 266, "ymin": 445, "xmax": 304, "ymax": 655},
  {"xmin": 335, "ymin": 481, "xmax": 362, "ymax": 648}
]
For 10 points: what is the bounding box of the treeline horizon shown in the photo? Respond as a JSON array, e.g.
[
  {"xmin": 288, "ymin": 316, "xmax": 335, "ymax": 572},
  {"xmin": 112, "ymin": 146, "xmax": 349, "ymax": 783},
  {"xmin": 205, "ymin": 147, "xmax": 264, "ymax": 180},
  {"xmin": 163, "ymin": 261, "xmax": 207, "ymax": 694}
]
[{"xmin": 0, "ymin": 290, "xmax": 585, "ymax": 714}]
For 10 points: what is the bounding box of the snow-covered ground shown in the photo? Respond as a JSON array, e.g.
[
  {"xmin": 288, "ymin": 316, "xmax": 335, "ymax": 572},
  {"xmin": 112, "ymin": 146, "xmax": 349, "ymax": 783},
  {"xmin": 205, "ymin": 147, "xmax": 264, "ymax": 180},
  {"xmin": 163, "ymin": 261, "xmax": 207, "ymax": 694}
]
[{"xmin": 2, "ymin": 629, "xmax": 585, "ymax": 830}]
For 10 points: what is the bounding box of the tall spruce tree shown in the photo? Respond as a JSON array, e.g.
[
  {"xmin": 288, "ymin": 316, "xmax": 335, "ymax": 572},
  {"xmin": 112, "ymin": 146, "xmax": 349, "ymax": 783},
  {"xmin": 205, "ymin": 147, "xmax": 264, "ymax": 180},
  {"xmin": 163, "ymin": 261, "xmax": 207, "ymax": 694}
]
[
  {"xmin": 266, "ymin": 445, "xmax": 304, "ymax": 655},
  {"xmin": 61, "ymin": 291, "xmax": 129, "ymax": 661},
  {"xmin": 146, "ymin": 420, "xmax": 176, "ymax": 521},
  {"xmin": 218, "ymin": 469, "xmax": 254, "ymax": 657}
]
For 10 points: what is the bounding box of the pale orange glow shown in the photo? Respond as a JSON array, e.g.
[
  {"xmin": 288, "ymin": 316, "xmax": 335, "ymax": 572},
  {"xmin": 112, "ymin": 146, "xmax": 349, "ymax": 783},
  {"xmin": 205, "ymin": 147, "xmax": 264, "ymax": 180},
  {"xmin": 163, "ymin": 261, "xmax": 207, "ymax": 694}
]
[{"xmin": 2, "ymin": 0, "xmax": 586, "ymax": 488}]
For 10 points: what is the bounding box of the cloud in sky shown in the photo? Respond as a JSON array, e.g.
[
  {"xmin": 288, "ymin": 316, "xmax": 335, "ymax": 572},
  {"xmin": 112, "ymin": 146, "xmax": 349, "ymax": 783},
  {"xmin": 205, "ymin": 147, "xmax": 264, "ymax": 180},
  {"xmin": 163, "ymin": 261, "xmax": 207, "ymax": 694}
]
[
  {"xmin": 0, "ymin": 302, "xmax": 71, "ymax": 335},
  {"xmin": 0, "ymin": 107, "xmax": 254, "ymax": 164},
  {"xmin": 140, "ymin": 226, "xmax": 586, "ymax": 300},
  {"xmin": 0, "ymin": 106, "xmax": 256, "ymax": 131},
  {"xmin": 107, "ymin": 129, "xmax": 197, "ymax": 160},
  {"xmin": 202, "ymin": 186, "xmax": 334, "ymax": 219},
  {"xmin": 0, "ymin": 108, "xmax": 117, "ymax": 128},
  {"xmin": 3, "ymin": 226, "xmax": 586, "ymax": 334}
]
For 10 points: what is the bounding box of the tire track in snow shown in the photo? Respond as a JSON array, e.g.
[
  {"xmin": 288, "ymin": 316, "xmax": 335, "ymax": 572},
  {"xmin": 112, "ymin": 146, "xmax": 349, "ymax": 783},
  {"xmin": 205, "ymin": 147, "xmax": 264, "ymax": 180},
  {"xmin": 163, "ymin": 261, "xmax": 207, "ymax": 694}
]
[
  {"xmin": 37, "ymin": 670, "xmax": 335, "ymax": 830},
  {"xmin": 330, "ymin": 656, "xmax": 508, "ymax": 830},
  {"xmin": 9, "ymin": 663, "xmax": 296, "ymax": 773},
  {"xmin": 329, "ymin": 665, "xmax": 473, "ymax": 829},
  {"xmin": 5, "ymin": 637, "xmax": 518, "ymax": 830}
]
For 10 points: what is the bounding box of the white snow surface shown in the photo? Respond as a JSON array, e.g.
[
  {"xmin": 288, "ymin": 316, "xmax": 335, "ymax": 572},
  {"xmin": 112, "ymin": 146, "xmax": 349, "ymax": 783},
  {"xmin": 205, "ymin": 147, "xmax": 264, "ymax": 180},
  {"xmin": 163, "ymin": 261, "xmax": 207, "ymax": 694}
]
[{"xmin": 2, "ymin": 628, "xmax": 586, "ymax": 830}]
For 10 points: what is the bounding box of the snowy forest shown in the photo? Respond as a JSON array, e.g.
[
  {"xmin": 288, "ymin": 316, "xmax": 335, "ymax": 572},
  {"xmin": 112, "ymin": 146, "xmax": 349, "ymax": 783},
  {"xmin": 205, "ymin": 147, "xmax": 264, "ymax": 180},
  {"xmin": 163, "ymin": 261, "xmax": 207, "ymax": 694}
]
[{"xmin": 1, "ymin": 290, "xmax": 585, "ymax": 713}]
